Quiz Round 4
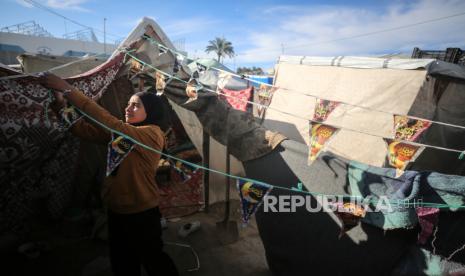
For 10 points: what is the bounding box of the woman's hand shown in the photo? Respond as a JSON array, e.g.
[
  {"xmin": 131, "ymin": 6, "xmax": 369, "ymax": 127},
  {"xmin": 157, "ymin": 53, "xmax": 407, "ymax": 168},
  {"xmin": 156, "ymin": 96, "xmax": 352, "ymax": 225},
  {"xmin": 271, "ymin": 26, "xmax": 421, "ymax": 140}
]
[
  {"xmin": 38, "ymin": 72, "xmax": 75, "ymax": 92},
  {"xmin": 50, "ymin": 90, "xmax": 67, "ymax": 114}
]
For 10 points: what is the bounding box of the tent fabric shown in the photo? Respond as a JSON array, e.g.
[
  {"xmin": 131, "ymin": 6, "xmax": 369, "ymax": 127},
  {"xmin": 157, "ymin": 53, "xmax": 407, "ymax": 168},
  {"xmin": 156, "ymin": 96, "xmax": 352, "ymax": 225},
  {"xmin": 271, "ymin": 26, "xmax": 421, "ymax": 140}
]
[
  {"xmin": 266, "ymin": 62, "xmax": 429, "ymax": 167},
  {"xmin": 278, "ymin": 55, "xmax": 435, "ymax": 69},
  {"xmin": 163, "ymin": 79, "xmax": 286, "ymax": 162},
  {"xmin": 348, "ymin": 160, "xmax": 465, "ymax": 230},
  {"xmin": 426, "ymin": 60, "xmax": 465, "ymax": 81},
  {"xmin": 244, "ymin": 139, "xmax": 465, "ymax": 275},
  {"xmin": 0, "ymin": 50, "xmax": 126, "ymax": 235}
]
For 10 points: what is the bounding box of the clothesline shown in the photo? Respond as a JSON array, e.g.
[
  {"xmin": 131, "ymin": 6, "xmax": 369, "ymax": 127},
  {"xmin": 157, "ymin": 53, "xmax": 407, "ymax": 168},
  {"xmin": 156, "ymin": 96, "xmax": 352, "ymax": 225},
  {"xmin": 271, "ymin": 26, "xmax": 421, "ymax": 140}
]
[
  {"xmin": 123, "ymin": 51, "xmax": 465, "ymax": 156},
  {"xmin": 141, "ymin": 35, "xmax": 465, "ymax": 132},
  {"xmin": 71, "ymin": 103, "xmax": 465, "ymax": 210}
]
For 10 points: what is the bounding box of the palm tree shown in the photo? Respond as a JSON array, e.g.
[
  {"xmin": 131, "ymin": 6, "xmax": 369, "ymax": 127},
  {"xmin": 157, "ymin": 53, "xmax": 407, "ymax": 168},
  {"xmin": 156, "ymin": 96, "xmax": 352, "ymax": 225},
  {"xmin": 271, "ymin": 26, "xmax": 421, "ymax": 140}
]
[{"xmin": 205, "ymin": 37, "xmax": 235, "ymax": 63}]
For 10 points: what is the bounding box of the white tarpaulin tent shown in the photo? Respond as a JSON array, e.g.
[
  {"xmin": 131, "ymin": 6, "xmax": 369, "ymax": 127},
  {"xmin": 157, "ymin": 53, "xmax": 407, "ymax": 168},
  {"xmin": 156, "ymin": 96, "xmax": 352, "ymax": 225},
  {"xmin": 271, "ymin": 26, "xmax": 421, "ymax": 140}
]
[{"xmin": 265, "ymin": 55, "xmax": 436, "ymax": 167}]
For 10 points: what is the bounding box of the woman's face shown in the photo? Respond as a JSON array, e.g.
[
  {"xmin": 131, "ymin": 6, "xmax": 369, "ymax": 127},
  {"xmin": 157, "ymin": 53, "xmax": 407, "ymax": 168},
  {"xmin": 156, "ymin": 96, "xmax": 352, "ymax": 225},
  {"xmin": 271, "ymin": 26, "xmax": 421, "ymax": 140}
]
[{"xmin": 125, "ymin": 95, "xmax": 147, "ymax": 124}]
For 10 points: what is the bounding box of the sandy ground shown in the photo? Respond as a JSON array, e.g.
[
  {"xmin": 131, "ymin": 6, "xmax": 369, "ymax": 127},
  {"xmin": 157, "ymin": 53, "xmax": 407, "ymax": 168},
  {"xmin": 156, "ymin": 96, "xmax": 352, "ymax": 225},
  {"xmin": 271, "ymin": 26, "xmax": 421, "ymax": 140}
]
[{"xmin": 3, "ymin": 200, "xmax": 271, "ymax": 276}]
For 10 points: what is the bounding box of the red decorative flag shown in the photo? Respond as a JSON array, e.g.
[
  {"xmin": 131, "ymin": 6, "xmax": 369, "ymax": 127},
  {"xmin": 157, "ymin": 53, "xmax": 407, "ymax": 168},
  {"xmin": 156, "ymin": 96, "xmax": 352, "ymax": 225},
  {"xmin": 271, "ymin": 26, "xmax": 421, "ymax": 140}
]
[{"xmin": 220, "ymin": 87, "xmax": 253, "ymax": 111}]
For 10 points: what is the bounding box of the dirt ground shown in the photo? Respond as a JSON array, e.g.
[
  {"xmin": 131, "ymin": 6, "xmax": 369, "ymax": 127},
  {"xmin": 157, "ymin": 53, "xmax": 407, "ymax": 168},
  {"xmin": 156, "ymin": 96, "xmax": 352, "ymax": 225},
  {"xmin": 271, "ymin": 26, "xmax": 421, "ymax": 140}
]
[{"xmin": 3, "ymin": 200, "xmax": 271, "ymax": 276}]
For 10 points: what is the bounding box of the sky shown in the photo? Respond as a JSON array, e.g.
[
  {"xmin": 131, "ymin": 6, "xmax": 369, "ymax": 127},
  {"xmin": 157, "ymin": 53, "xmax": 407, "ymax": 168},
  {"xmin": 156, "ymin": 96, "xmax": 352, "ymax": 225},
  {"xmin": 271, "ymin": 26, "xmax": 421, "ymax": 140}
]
[{"xmin": 1, "ymin": 0, "xmax": 465, "ymax": 70}]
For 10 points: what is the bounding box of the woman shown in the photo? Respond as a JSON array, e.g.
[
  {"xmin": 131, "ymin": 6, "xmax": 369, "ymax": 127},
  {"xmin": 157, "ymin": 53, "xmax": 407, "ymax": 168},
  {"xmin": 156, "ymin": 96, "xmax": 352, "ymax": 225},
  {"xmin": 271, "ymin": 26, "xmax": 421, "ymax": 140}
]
[{"xmin": 39, "ymin": 73, "xmax": 179, "ymax": 276}]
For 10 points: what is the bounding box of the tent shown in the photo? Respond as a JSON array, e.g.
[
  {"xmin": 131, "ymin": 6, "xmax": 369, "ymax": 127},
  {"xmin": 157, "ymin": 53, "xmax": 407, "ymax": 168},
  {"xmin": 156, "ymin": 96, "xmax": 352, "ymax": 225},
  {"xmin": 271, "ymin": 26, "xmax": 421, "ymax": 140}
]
[{"xmin": 1, "ymin": 17, "xmax": 465, "ymax": 275}]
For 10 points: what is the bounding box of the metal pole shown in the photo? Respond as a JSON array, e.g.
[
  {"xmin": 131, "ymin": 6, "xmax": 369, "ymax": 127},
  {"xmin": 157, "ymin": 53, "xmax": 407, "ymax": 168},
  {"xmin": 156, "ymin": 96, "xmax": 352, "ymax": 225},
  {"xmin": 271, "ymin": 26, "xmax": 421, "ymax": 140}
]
[
  {"xmin": 224, "ymin": 146, "xmax": 230, "ymax": 221},
  {"xmin": 202, "ymin": 131, "xmax": 210, "ymax": 213},
  {"xmin": 103, "ymin": 18, "xmax": 107, "ymax": 55}
]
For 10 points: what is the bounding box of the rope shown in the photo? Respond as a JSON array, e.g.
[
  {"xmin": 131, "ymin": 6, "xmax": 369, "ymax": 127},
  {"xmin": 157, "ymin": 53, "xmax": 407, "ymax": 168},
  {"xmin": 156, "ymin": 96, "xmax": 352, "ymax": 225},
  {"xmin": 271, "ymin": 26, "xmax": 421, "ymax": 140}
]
[
  {"xmin": 123, "ymin": 50, "xmax": 465, "ymax": 155},
  {"xmin": 69, "ymin": 102, "xmax": 465, "ymax": 210},
  {"xmin": 141, "ymin": 35, "xmax": 465, "ymax": 131}
]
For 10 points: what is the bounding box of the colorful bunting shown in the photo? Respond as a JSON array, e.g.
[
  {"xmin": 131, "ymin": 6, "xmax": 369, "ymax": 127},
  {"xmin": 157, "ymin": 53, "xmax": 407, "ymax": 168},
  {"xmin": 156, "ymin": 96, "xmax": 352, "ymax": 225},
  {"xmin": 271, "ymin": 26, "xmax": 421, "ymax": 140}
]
[
  {"xmin": 257, "ymin": 84, "xmax": 278, "ymax": 117},
  {"xmin": 384, "ymin": 139, "xmax": 424, "ymax": 177},
  {"xmin": 196, "ymin": 62, "xmax": 208, "ymax": 74},
  {"xmin": 393, "ymin": 115, "xmax": 431, "ymax": 141},
  {"xmin": 216, "ymin": 72, "xmax": 232, "ymax": 91},
  {"xmin": 154, "ymin": 71, "xmax": 171, "ymax": 96},
  {"xmin": 331, "ymin": 202, "xmax": 366, "ymax": 238},
  {"xmin": 308, "ymin": 123, "xmax": 340, "ymax": 165},
  {"xmin": 106, "ymin": 134, "xmax": 135, "ymax": 176},
  {"xmin": 220, "ymin": 87, "xmax": 253, "ymax": 111},
  {"xmin": 158, "ymin": 45, "xmax": 168, "ymax": 56},
  {"xmin": 173, "ymin": 58, "xmax": 181, "ymax": 74},
  {"xmin": 385, "ymin": 115, "xmax": 431, "ymax": 176},
  {"xmin": 416, "ymin": 207, "xmax": 440, "ymax": 245},
  {"xmin": 184, "ymin": 78, "xmax": 202, "ymax": 104},
  {"xmin": 169, "ymin": 159, "xmax": 198, "ymax": 183},
  {"xmin": 59, "ymin": 104, "xmax": 82, "ymax": 128},
  {"xmin": 237, "ymin": 179, "xmax": 273, "ymax": 224},
  {"xmin": 313, "ymin": 98, "xmax": 340, "ymax": 122}
]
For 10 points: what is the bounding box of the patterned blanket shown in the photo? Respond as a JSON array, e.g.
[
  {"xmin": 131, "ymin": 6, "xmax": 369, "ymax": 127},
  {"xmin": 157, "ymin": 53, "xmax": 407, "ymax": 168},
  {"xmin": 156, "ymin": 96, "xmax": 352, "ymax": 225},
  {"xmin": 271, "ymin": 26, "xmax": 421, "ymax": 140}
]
[{"xmin": 0, "ymin": 53, "xmax": 125, "ymax": 235}]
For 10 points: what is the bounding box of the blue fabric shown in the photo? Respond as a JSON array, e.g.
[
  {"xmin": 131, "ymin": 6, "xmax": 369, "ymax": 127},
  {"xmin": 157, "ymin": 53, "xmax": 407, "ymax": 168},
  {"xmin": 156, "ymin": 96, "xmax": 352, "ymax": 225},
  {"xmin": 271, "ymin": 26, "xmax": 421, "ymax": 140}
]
[{"xmin": 348, "ymin": 160, "xmax": 465, "ymax": 230}]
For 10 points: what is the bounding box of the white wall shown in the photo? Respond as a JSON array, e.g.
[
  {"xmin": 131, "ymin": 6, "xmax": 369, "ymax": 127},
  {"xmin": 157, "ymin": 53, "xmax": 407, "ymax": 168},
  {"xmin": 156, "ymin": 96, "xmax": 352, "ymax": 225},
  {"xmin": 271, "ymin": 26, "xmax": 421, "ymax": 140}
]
[{"xmin": 0, "ymin": 32, "xmax": 117, "ymax": 56}]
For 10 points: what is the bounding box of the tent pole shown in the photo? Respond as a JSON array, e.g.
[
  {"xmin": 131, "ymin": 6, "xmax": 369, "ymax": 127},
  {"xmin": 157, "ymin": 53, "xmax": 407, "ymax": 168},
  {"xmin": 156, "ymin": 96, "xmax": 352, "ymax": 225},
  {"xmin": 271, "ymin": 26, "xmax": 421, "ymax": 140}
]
[
  {"xmin": 224, "ymin": 146, "xmax": 230, "ymax": 222},
  {"xmin": 202, "ymin": 131, "xmax": 210, "ymax": 213}
]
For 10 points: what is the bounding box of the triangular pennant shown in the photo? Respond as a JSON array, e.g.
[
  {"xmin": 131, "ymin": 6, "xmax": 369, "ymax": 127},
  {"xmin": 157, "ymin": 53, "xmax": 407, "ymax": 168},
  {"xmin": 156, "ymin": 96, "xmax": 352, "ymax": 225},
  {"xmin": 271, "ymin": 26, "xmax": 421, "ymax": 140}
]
[
  {"xmin": 59, "ymin": 104, "xmax": 82, "ymax": 128},
  {"xmin": 169, "ymin": 159, "xmax": 198, "ymax": 183},
  {"xmin": 196, "ymin": 62, "xmax": 208, "ymax": 74},
  {"xmin": 216, "ymin": 72, "xmax": 232, "ymax": 91},
  {"xmin": 173, "ymin": 58, "xmax": 181, "ymax": 74},
  {"xmin": 257, "ymin": 84, "xmax": 278, "ymax": 117},
  {"xmin": 158, "ymin": 45, "xmax": 168, "ymax": 56},
  {"xmin": 384, "ymin": 138, "xmax": 424, "ymax": 177},
  {"xmin": 313, "ymin": 98, "xmax": 340, "ymax": 122},
  {"xmin": 129, "ymin": 59, "xmax": 143, "ymax": 74},
  {"xmin": 184, "ymin": 78, "xmax": 202, "ymax": 104},
  {"xmin": 416, "ymin": 207, "xmax": 439, "ymax": 245},
  {"xmin": 308, "ymin": 123, "xmax": 340, "ymax": 165},
  {"xmin": 155, "ymin": 71, "xmax": 167, "ymax": 95},
  {"xmin": 106, "ymin": 133, "xmax": 135, "ymax": 176},
  {"xmin": 330, "ymin": 202, "xmax": 366, "ymax": 239},
  {"xmin": 237, "ymin": 179, "xmax": 273, "ymax": 224},
  {"xmin": 393, "ymin": 115, "xmax": 431, "ymax": 141},
  {"xmin": 191, "ymin": 71, "xmax": 200, "ymax": 81}
]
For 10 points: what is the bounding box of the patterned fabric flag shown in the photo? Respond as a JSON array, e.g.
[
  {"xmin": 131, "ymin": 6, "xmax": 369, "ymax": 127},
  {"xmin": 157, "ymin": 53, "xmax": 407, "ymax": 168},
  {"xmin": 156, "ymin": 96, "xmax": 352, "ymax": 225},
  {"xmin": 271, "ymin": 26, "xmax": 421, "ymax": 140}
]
[
  {"xmin": 59, "ymin": 104, "xmax": 82, "ymax": 129},
  {"xmin": 158, "ymin": 45, "xmax": 168, "ymax": 56},
  {"xmin": 313, "ymin": 98, "xmax": 340, "ymax": 122},
  {"xmin": 184, "ymin": 78, "xmax": 202, "ymax": 104},
  {"xmin": 257, "ymin": 84, "xmax": 278, "ymax": 117},
  {"xmin": 196, "ymin": 62, "xmax": 208, "ymax": 74},
  {"xmin": 386, "ymin": 115, "xmax": 431, "ymax": 176},
  {"xmin": 106, "ymin": 134, "xmax": 135, "ymax": 176},
  {"xmin": 330, "ymin": 202, "xmax": 366, "ymax": 238},
  {"xmin": 308, "ymin": 123, "xmax": 340, "ymax": 165},
  {"xmin": 220, "ymin": 87, "xmax": 253, "ymax": 111},
  {"xmin": 384, "ymin": 139, "xmax": 424, "ymax": 177},
  {"xmin": 155, "ymin": 71, "xmax": 171, "ymax": 96},
  {"xmin": 237, "ymin": 179, "xmax": 273, "ymax": 224},
  {"xmin": 416, "ymin": 207, "xmax": 440, "ymax": 245},
  {"xmin": 216, "ymin": 72, "xmax": 232, "ymax": 91},
  {"xmin": 173, "ymin": 58, "xmax": 181, "ymax": 74},
  {"xmin": 169, "ymin": 159, "xmax": 198, "ymax": 183},
  {"xmin": 393, "ymin": 115, "xmax": 431, "ymax": 141}
]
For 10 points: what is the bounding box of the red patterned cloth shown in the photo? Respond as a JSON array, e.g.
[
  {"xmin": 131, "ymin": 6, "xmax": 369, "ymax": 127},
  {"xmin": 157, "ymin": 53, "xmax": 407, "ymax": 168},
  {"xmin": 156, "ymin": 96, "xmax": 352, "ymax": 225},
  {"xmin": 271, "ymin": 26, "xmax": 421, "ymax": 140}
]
[
  {"xmin": 0, "ymin": 53, "xmax": 125, "ymax": 235},
  {"xmin": 220, "ymin": 87, "xmax": 252, "ymax": 111},
  {"xmin": 158, "ymin": 169, "xmax": 203, "ymax": 218}
]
